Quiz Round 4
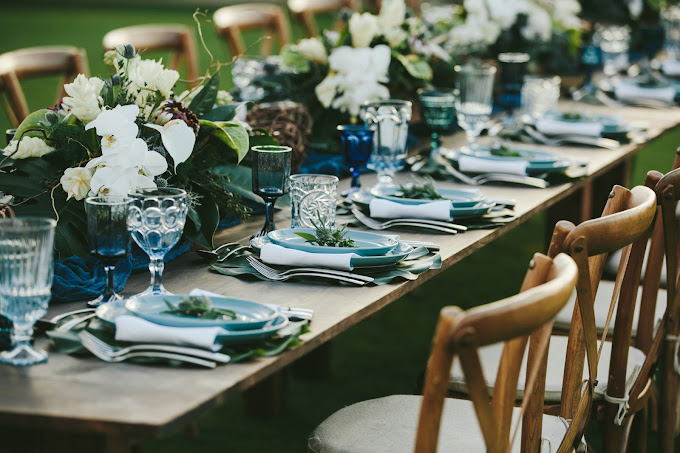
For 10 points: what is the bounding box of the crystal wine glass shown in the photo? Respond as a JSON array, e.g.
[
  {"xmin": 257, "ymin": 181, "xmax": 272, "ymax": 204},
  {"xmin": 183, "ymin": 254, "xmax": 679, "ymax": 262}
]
[
  {"xmin": 454, "ymin": 64, "xmax": 496, "ymax": 150},
  {"xmin": 362, "ymin": 100, "xmax": 412, "ymax": 189},
  {"xmin": 337, "ymin": 125, "xmax": 374, "ymax": 194},
  {"xmin": 251, "ymin": 145, "xmax": 292, "ymax": 235},
  {"xmin": 85, "ymin": 196, "xmax": 132, "ymax": 307},
  {"xmin": 128, "ymin": 188, "xmax": 188, "ymax": 296},
  {"xmin": 0, "ymin": 217, "xmax": 56, "ymax": 366},
  {"xmin": 417, "ymin": 88, "xmax": 457, "ymax": 160}
]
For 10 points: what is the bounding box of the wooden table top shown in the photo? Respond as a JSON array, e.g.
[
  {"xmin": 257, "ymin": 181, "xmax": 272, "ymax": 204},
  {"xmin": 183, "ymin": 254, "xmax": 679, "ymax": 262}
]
[{"xmin": 1, "ymin": 102, "xmax": 679, "ymax": 439}]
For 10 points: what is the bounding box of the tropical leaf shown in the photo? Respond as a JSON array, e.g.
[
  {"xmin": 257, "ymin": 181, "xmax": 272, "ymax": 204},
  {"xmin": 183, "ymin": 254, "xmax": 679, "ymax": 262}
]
[
  {"xmin": 198, "ymin": 120, "xmax": 250, "ymax": 163},
  {"xmin": 183, "ymin": 189, "xmax": 220, "ymax": 247},
  {"xmin": 201, "ymin": 102, "xmax": 250, "ymax": 122},
  {"xmin": 189, "ymin": 72, "xmax": 220, "ymax": 117},
  {"xmin": 393, "ymin": 52, "xmax": 433, "ymax": 81}
]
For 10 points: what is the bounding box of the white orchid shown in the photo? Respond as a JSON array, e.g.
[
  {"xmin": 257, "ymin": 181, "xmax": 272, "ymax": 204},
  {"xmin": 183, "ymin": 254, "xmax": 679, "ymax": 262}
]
[
  {"xmin": 349, "ymin": 12, "xmax": 380, "ymax": 48},
  {"xmin": 315, "ymin": 75, "xmax": 339, "ymax": 108},
  {"xmin": 3, "ymin": 136, "xmax": 55, "ymax": 159},
  {"xmin": 145, "ymin": 120, "xmax": 195, "ymax": 171},
  {"xmin": 85, "ymin": 105, "xmax": 139, "ymax": 151},
  {"xmin": 60, "ymin": 166, "xmax": 93, "ymax": 200},
  {"xmin": 295, "ymin": 38, "xmax": 328, "ymax": 64},
  {"xmin": 89, "ymin": 166, "xmax": 156, "ymax": 197},
  {"xmin": 62, "ymin": 74, "xmax": 105, "ymax": 123},
  {"xmin": 522, "ymin": 4, "xmax": 553, "ymax": 41},
  {"xmin": 383, "ymin": 27, "xmax": 409, "ymax": 48}
]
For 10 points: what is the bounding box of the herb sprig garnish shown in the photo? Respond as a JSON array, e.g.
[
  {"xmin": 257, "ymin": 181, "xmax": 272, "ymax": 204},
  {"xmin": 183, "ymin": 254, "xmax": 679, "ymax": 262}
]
[
  {"xmin": 395, "ymin": 182, "xmax": 443, "ymax": 200},
  {"xmin": 489, "ymin": 144, "xmax": 522, "ymax": 157},
  {"xmin": 295, "ymin": 213, "xmax": 357, "ymax": 248},
  {"xmin": 162, "ymin": 295, "xmax": 237, "ymax": 320},
  {"xmin": 561, "ymin": 112, "xmax": 583, "ymax": 121}
]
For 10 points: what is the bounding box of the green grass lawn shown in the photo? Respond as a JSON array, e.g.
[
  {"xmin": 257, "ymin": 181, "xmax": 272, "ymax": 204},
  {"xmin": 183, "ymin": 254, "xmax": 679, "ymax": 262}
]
[{"xmin": 2, "ymin": 5, "xmax": 680, "ymax": 452}]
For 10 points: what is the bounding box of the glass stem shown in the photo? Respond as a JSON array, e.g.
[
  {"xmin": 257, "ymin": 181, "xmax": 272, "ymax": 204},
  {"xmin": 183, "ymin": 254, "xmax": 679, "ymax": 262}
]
[
  {"xmin": 264, "ymin": 198, "xmax": 277, "ymax": 232},
  {"xmin": 465, "ymin": 130, "xmax": 478, "ymax": 146},
  {"xmin": 11, "ymin": 323, "xmax": 33, "ymax": 345},
  {"xmin": 148, "ymin": 258, "xmax": 165, "ymax": 293},
  {"xmin": 103, "ymin": 265, "xmax": 116, "ymax": 299},
  {"xmin": 430, "ymin": 132, "xmax": 440, "ymax": 157},
  {"xmin": 350, "ymin": 167, "xmax": 361, "ymax": 189}
]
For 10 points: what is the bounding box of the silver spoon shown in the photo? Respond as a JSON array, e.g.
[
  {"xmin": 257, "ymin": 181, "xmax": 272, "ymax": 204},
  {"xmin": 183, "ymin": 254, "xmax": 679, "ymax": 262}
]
[{"xmin": 196, "ymin": 242, "xmax": 242, "ymax": 261}]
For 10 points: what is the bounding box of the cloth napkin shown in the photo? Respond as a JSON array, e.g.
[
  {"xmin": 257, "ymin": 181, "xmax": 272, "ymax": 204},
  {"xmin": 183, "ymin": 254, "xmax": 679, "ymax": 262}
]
[
  {"xmin": 369, "ymin": 198, "xmax": 452, "ymax": 221},
  {"xmin": 189, "ymin": 288, "xmax": 314, "ymax": 320},
  {"xmin": 535, "ymin": 118, "xmax": 603, "ymax": 137},
  {"xmin": 614, "ymin": 83, "xmax": 676, "ymax": 103},
  {"xmin": 260, "ymin": 243, "xmax": 359, "ymax": 271},
  {"xmin": 457, "ymin": 154, "xmax": 528, "ymax": 176},
  {"xmin": 662, "ymin": 60, "xmax": 680, "ymax": 76},
  {"xmin": 115, "ymin": 315, "xmax": 227, "ymax": 351}
]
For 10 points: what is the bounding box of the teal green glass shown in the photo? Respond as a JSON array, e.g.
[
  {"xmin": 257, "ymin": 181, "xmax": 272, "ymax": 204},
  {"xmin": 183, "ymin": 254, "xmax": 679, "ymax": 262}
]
[
  {"xmin": 251, "ymin": 145, "xmax": 292, "ymax": 235},
  {"xmin": 417, "ymin": 88, "xmax": 457, "ymax": 156}
]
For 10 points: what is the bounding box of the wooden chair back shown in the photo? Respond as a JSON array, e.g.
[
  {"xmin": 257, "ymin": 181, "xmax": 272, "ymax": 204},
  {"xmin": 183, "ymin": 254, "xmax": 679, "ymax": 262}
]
[
  {"xmin": 547, "ymin": 182, "xmax": 657, "ymax": 451},
  {"xmin": 287, "ymin": 0, "xmax": 359, "ymax": 37},
  {"xmin": 0, "ymin": 46, "xmax": 89, "ymax": 127},
  {"xmin": 102, "ymin": 24, "xmax": 199, "ymax": 87},
  {"xmin": 415, "ymin": 252, "xmax": 578, "ymax": 453},
  {"xmin": 366, "ymin": 0, "xmax": 420, "ymax": 14},
  {"xmin": 213, "ymin": 4, "xmax": 291, "ymax": 57}
]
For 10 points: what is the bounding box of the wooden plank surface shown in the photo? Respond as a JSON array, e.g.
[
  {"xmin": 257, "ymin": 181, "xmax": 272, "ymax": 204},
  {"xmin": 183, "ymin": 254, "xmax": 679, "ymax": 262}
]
[{"xmin": 1, "ymin": 102, "xmax": 679, "ymax": 439}]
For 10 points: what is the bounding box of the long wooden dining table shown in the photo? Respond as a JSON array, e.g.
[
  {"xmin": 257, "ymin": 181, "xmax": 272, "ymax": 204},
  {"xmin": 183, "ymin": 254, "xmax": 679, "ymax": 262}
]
[{"xmin": 1, "ymin": 101, "xmax": 680, "ymax": 452}]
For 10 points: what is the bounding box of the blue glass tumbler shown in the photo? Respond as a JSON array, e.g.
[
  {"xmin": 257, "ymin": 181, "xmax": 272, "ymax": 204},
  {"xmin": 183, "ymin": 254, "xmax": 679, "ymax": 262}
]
[{"xmin": 337, "ymin": 125, "xmax": 375, "ymax": 194}]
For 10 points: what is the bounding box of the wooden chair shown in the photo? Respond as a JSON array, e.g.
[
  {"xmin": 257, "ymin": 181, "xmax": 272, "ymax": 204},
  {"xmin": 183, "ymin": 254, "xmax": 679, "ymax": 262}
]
[
  {"xmin": 213, "ymin": 4, "xmax": 291, "ymax": 57},
  {"xmin": 287, "ymin": 0, "xmax": 358, "ymax": 37},
  {"xmin": 102, "ymin": 24, "xmax": 199, "ymax": 87},
  {"xmin": 448, "ymin": 182, "xmax": 658, "ymax": 452},
  {"xmin": 0, "ymin": 46, "xmax": 89, "ymax": 127},
  {"xmin": 308, "ymin": 252, "xmax": 578, "ymax": 452},
  {"xmin": 365, "ymin": 0, "xmax": 420, "ymax": 14}
]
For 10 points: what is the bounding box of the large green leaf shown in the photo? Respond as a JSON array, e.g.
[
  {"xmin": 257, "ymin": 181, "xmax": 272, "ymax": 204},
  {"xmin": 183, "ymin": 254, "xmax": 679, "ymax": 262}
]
[
  {"xmin": 393, "ymin": 52, "xmax": 433, "ymax": 81},
  {"xmin": 199, "ymin": 120, "xmax": 250, "ymax": 164},
  {"xmin": 188, "ymin": 73, "xmax": 220, "ymax": 117},
  {"xmin": 280, "ymin": 45, "xmax": 311, "ymax": 73},
  {"xmin": 201, "ymin": 102, "xmax": 250, "ymax": 122},
  {"xmin": 183, "ymin": 191, "xmax": 220, "ymax": 247},
  {"xmin": 13, "ymin": 109, "xmax": 53, "ymax": 141}
]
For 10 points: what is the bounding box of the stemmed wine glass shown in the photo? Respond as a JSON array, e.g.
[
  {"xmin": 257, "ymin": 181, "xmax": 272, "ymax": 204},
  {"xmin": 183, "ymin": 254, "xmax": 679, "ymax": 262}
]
[
  {"xmin": 128, "ymin": 188, "xmax": 188, "ymax": 296},
  {"xmin": 417, "ymin": 88, "xmax": 457, "ymax": 162},
  {"xmin": 0, "ymin": 217, "xmax": 56, "ymax": 366},
  {"xmin": 337, "ymin": 125, "xmax": 374, "ymax": 194},
  {"xmin": 454, "ymin": 64, "xmax": 496, "ymax": 150},
  {"xmin": 251, "ymin": 145, "xmax": 292, "ymax": 235},
  {"xmin": 85, "ymin": 196, "xmax": 132, "ymax": 307}
]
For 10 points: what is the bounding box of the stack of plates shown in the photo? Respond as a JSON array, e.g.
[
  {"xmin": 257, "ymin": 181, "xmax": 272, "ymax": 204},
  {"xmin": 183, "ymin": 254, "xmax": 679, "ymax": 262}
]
[
  {"xmin": 96, "ymin": 295, "xmax": 289, "ymax": 344},
  {"xmin": 250, "ymin": 229, "xmax": 416, "ymax": 268},
  {"xmin": 441, "ymin": 147, "xmax": 572, "ymax": 177}
]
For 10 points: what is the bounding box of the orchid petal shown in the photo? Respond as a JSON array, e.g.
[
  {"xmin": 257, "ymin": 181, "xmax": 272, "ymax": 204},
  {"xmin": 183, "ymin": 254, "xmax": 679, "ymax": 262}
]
[{"xmin": 145, "ymin": 120, "xmax": 195, "ymax": 171}]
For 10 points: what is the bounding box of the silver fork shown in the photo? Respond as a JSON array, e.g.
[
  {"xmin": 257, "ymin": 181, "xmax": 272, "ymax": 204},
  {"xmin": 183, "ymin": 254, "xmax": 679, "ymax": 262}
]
[
  {"xmin": 78, "ymin": 330, "xmax": 231, "ymax": 363},
  {"xmin": 351, "ymin": 208, "xmax": 465, "ymax": 234},
  {"xmin": 432, "ymin": 154, "xmax": 548, "ymax": 188},
  {"xmin": 246, "ymin": 256, "xmax": 372, "ymax": 285},
  {"xmin": 523, "ymin": 126, "xmax": 621, "ymax": 149},
  {"xmin": 78, "ymin": 331, "xmax": 218, "ymax": 368}
]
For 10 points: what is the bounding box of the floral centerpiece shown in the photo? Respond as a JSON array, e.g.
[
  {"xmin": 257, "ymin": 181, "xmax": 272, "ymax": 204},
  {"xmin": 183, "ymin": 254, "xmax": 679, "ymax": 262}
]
[
  {"xmin": 276, "ymin": 0, "xmax": 452, "ymax": 142},
  {"xmin": 0, "ymin": 44, "xmax": 263, "ymax": 259}
]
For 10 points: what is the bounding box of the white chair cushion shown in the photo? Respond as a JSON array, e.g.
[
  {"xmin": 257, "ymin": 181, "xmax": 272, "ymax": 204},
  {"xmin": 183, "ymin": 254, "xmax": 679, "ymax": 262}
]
[
  {"xmin": 308, "ymin": 395, "xmax": 570, "ymax": 453},
  {"xmin": 553, "ymin": 281, "xmax": 666, "ymax": 336},
  {"xmin": 449, "ymin": 336, "xmax": 646, "ymax": 403},
  {"xmin": 603, "ymin": 246, "xmax": 667, "ymax": 287}
]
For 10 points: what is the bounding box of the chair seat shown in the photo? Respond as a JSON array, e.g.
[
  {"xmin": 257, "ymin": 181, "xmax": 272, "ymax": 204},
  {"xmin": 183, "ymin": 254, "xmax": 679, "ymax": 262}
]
[
  {"xmin": 553, "ymin": 281, "xmax": 666, "ymax": 335},
  {"xmin": 214, "ymin": 4, "xmax": 285, "ymax": 28},
  {"xmin": 450, "ymin": 336, "xmax": 646, "ymax": 403},
  {"xmin": 308, "ymin": 395, "xmax": 570, "ymax": 453},
  {"xmin": 288, "ymin": 0, "xmax": 350, "ymax": 14}
]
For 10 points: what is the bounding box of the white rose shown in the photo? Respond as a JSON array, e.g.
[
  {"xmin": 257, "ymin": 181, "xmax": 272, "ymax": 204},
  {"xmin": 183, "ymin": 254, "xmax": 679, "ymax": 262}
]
[
  {"xmin": 378, "ymin": 0, "xmax": 406, "ymax": 31},
  {"xmin": 4, "ymin": 137, "xmax": 55, "ymax": 159},
  {"xmin": 383, "ymin": 27, "xmax": 408, "ymax": 48},
  {"xmin": 153, "ymin": 69, "xmax": 180, "ymax": 98},
  {"xmin": 60, "ymin": 166, "xmax": 93, "ymax": 200},
  {"xmin": 295, "ymin": 38, "xmax": 328, "ymax": 64},
  {"xmin": 315, "ymin": 75, "xmax": 338, "ymax": 108},
  {"xmin": 349, "ymin": 12, "xmax": 380, "ymax": 48},
  {"xmin": 62, "ymin": 74, "xmax": 105, "ymax": 123}
]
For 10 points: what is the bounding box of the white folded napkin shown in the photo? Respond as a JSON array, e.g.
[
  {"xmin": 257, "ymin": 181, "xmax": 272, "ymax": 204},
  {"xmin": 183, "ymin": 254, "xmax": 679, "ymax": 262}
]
[
  {"xmin": 535, "ymin": 118, "xmax": 603, "ymax": 137},
  {"xmin": 260, "ymin": 243, "xmax": 358, "ymax": 271},
  {"xmin": 662, "ymin": 60, "xmax": 680, "ymax": 76},
  {"xmin": 188, "ymin": 288, "xmax": 314, "ymax": 320},
  {"xmin": 369, "ymin": 198, "xmax": 452, "ymax": 221},
  {"xmin": 115, "ymin": 315, "xmax": 227, "ymax": 351},
  {"xmin": 614, "ymin": 83, "xmax": 676, "ymax": 103},
  {"xmin": 457, "ymin": 154, "xmax": 528, "ymax": 176}
]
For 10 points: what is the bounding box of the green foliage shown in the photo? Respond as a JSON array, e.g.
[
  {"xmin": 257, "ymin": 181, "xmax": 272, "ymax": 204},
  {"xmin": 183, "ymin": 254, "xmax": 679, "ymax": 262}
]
[
  {"xmin": 201, "ymin": 102, "xmax": 250, "ymax": 122},
  {"xmin": 393, "ymin": 52, "xmax": 433, "ymax": 81},
  {"xmin": 188, "ymin": 72, "xmax": 220, "ymax": 117},
  {"xmin": 198, "ymin": 120, "xmax": 250, "ymax": 164},
  {"xmin": 162, "ymin": 295, "xmax": 237, "ymax": 320},
  {"xmin": 396, "ymin": 182, "xmax": 444, "ymax": 200},
  {"xmin": 295, "ymin": 214, "xmax": 357, "ymax": 248},
  {"xmin": 280, "ymin": 45, "xmax": 311, "ymax": 72}
]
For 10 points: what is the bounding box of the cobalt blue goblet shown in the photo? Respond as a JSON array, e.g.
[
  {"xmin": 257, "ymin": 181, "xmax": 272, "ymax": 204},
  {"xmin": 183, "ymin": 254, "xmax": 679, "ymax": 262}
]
[{"xmin": 338, "ymin": 125, "xmax": 374, "ymax": 194}]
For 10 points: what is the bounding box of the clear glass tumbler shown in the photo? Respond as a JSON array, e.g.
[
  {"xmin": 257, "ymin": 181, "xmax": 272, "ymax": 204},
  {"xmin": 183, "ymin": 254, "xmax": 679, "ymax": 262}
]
[
  {"xmin": 661, "ymin": 5, "xmax": 680, "ymax": 59},
  {"xmin": 289, "ymin": 174, "xmax": 339, "ymax": 229},
  {"xmin": 454, "ymin": 64, "xmax": 496, "ymax": 149},
  {"xmin": 128, "ymin": 188, "xmax": 188, "ymax": 296},
  {"xmin": 0, "ymin": 217, "xmax": 56, "ymax": 366},
  {"xmin": 521, "ymin": 75, "xmax": 561, "ymax": 121},
  {"xmin": 362, "ymin": 100, "xmax": 412, "ymax": 189}
]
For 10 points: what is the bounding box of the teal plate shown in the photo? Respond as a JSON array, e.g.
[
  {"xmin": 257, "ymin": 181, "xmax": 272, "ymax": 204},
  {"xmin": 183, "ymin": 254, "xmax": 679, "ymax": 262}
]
[
  {"xmin": 369, "ymin": 185, "xmax": 483, "ymax": 207},
  {"xmin": 96, "ymin": 299, "xmax": 288, "ymax": 344},
  {"xmin": 350, "ymin": 191, "xmax": 495, "ymax": 218},
  {"xmin": 125, "ymin": 295, "xmax": 278, "ymax": 330},
  {"xmin": 541, "ymin": 111, "xmax": 631, "ymax": 136},
  {"xmin": 444, "ymin": 148, "xmax": 570, "ymax": 176},
  {"xmin": 251, "ymin": 236, "xmax": 414, "ymax": 267},
  {"xmin": 267, "ymin": 228, "xmax": 398, "ymax": 256}
]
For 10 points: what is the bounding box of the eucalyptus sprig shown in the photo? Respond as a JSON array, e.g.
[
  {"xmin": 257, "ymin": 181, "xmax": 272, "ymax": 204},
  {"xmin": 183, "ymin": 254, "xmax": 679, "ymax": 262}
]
[
  {"xmin": 162, "ymin": 295, "xmax": 237, "ymax": 320},
  {"xmin": 561, "ymin": 112, "xmax": 583, "ymax": 121},
  {"xmin": 396, "ymin": 181, "xmax": 443, "ymax": 200},
  {"xmin": 489, "ymin": 144, "xmax": 522, "ymax": 158},
  {"xmin": 295, "ymin": 212, "xmax": 357, "ymax": 248}
]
